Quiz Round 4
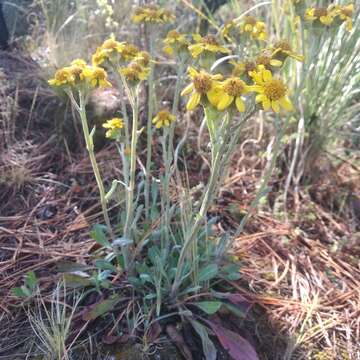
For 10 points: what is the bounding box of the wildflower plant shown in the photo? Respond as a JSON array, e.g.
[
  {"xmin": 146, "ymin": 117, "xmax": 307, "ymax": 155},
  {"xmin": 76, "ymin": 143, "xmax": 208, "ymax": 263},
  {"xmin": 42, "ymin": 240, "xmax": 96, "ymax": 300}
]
[{"xmin": 47, "ymin": 0, "xmax": 357, "ymax": 357}]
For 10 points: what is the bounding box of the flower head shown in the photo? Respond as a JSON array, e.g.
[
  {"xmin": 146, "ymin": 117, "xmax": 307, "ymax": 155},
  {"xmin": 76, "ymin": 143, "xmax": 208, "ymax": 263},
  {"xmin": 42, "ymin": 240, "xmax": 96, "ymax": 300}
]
[
  {"xmin": 210, "ymin": 77, "xmax": 250, "ymax": 112},
  {"xmin": 181, "ymin": 67, "xmax": 223, "ymax": 110},
  {"xmin": 221, "ymin": 20, "xmax": 237, "ymax": 42},
  {"xmin": 163, "ymin": 30, "xmax": 189, "ymax": 56},
  {"xmin": 92, "ymin": 37, "xmax": 139, "ymax": 67},
  {"xmin": 102, "ymin": 117, "xmax": 124, "ymax": 139},
  {"xmin": 132, "ymin": 5, "xmax": 175, "ymax": 24},
  {"xmin": 239, "ymin": 16, "xmax": 267, "ymax": 41},
  {"xmin": 255, "ymin": 52, "xmax": 283, "ymax": 70},
  {"xmin": 333, "ymin": 3, "xmax": 355, "ymax": 31},
  {"xmin": 48, "ymin": 67, "xmax": 76, "ymax": 87},
  {"xmin": 251, "ymin": 67, "xmax": 293, "ymax": 113},
  {"xmin": 305, "ymin": 7, "xmax": 335, "ymax": 26},
  {"xmin": 270, "ymin": 40, "xmax": 304, "ymax": 62},
  {"xmin": 81, "ymin": 66, "xmax": 112, "ymax": 88},
  {"xmin": 152, "ymin": 109, "xmax": 176, "ymax": 128},
  {"xmin": 120, "ymin": 62, "xmax": 150, "ymax": 83},
  {"xmin": 134, "ymin": 51, "xmax": 151, "ymax": 66},
  {"xmin": 188, "ymin": 34, "xmax": 230, "ymax": 58}
]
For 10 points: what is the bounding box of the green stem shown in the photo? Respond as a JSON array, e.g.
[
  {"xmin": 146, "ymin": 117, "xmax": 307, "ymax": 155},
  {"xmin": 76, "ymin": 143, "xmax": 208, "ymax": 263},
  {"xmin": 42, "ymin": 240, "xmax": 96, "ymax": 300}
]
[
  {"xmin": 171, "ymin": 112, "xmax": 230, "ymax": 298},
  {"xmin": 123, "ymin": 86, "xmax": 139, "ymax": 267},
  {"xmin": 77, "ymin": 92, "xmax": 114, "ymax": 240},
  {"xmin": 144, "ymin": 35, "xmax": 155, "ymax": 219}
]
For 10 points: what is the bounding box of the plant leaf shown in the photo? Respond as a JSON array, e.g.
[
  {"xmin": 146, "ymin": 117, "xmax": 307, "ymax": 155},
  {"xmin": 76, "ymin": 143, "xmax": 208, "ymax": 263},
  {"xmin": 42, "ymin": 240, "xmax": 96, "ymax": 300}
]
[
  {"xmin": 206, "ymin": 321, "xmax": 258, "ymax": 360},
  {"xmin": 90, "ymin": 224, "xmax": 112, "ymax": 249},
  {"xmin": 63, "ymin": 273, "xmax": 92, "ymax": 288},
  {"xmin": 82, "ymin": 294, "xmax": 121, "ymax": 321},
  {"xmin": 190, "ymin": 320, "xmax": 217, "ymax": 360},
  {"xmin": 12, "ymin": 286, "xmax": 30, "ymax": 298},
  {"xmin": 198, "ymin": 264, "xmax": 218, "ymax": 282},
  {"xmin": 95, "ymin": 259, "xmax": 116, "ymax": 272},
  {"xmin": 193, "ymin": 301, "xmax": 222, "ymax": 315},
  {"xmin": 25, "ymin": 271, "xmax": 38, "ymax": 291}
]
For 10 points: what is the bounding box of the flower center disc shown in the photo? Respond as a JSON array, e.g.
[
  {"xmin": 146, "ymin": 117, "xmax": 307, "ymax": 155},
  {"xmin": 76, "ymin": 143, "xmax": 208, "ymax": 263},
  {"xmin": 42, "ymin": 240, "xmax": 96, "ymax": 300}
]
[
  {"xmin": 314, "ymin": 7, "xmax": 328, "ymax": 17},
  {"xmin": 224, "ymin": 78, "xmax": 245, "ymax": 96},
  {"xmin": 274, "ymin": 40, "xmax": 292, "ymax": 52},
  {"xmin": 203, "ymin": 35, "xmax": 219, "ymax": 46},
  {"xmin": 244, "ymin": 16, "xmax": 256, "ymax": 25},
  {"xmin": 193, "ymin": 74, "xmax": 212, "ymax": 94},
  {"xmin": 264, "ymin": 79, "xmax": 287, "ymax": 100}
]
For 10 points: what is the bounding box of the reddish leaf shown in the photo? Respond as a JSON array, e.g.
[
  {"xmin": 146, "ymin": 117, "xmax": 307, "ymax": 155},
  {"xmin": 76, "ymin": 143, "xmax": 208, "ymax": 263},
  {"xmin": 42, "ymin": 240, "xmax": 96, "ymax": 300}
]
[
  {"xmin": 147, "ymin": 321, "xmax": 162, "ymax": 343},
  {"xmin": 205, "ymin": 321, "xmax": 258, "ymax": 360},
  {"xmin": 82, "ymin": 294, "xmax": 121, "ymax": 321},
  {"xmin": 102, "ymin": 334, "xmax": 129, "ymax": 345},
  {"xmin": 166, "ymin": 324, "xmax": 193, "ymax": 360}
]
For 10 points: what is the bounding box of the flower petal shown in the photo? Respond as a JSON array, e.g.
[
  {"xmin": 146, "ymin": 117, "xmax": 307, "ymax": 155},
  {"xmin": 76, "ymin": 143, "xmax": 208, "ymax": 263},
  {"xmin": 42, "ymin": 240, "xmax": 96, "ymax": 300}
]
[
  {"xmin": 187, "ymin": 92, "xmax": 201, "ymax": 110},
  {"xmin": 235, "ymin": 97, "xmax": 245, "ymax": 112},
  {"xmin": 262, "ymin": 98, "xmax": 271, "ymax": 110},
  {"xmin": 217, "ymin": 94, "xmax": 234, "ymax": 110},
  {"xmin": 271, "ymin": 100, "xmax": 280, "ymax": 113},
  {"xmin": 181, "ymin": 83, "xmax": 194, "ymax": 96},
  {"xmin": 279, "ymin": 97, "xmax": 294, "ymax": 111}
]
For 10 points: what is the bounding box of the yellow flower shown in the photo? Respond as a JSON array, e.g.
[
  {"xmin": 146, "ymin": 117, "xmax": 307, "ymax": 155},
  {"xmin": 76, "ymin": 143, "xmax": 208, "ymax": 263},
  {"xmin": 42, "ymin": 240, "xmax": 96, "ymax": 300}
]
[
  {"xmin": 133, "ymin": 51, "xmax": 151, "ymax": 66},
  {"xmin": 210, "ymin": 77, "xmax": 251, "ymax": 112},
  {"xmin": 71, "ymin": 59, "xmax": 87, "ymax": 68},
  {"xmin": 221, "ymin": 20, "xmax": 237, "ymax": 42},
  {"xmin": 102, "ymin": 117, "xmax": 124, "ymax": 138},
  {"xmin": 152, "ymin": 109, "xmax": 176, "ymax": 128},
  {"xmin": 230, "ymin": 59, "xmax": 257, "ymax": 77},
  {"xmin": 163, "ymin": 30, "xmax": 189, "ymax": 56},
  {"xmin": 255, "ymin": 53, "xmax": 283, "ymax": 70},
  {"xmin": 81, "ymin": 66, "xmax": 112, "ymax": 88},
  {"xmin": 132, "ymin": 5, "xmax": 175, "ymax": 24},
  {"xmin": 270, "ymin": 40, "xmax": 304, "ymax": 62},
  {"xmin": 48, "ymin": 67, "xmax": 75, "ymax": 87},
  {"xmin": 120, "ymin": 62, "xmax": 150, "ymax": 83},
  {"xmin": 188, "ymin": 34, "xmax": 230, "ymax": 58},
  {"xmin": 181, "ymin": 67, "xmax": 223, "ymax": 110},
  {"xmin": 305, "ymin": 7, "xmax": 335, "ymax": 26},
  {"xmin": 239, "ymin": 16, "xmax": 267, "ymax": 41},
  {"xmin": 333, "ymin": 3, "xmax": 355, "ymax": 31},
  {"xmin": 92, "ymin": 37, "xmax": 139, "ymax": 66},
  {"xmin": 251, "ymin": 67, "xmax": 293, "ymax": 113}
]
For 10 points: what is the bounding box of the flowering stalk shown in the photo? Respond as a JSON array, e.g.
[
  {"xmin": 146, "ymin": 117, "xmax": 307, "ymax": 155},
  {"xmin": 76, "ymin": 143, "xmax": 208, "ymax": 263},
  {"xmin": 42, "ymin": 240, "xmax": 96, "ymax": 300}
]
[
  {"xmin": 71, "ymin": 90, "xmax": 114, "ymax": 240},
  {"xmin": 171, "ymin": 110, "xmax": 232, "ymax": 298},
  {"xmin": 144, "ymin": 34, "xmax": 156, "ymax": 219},
  {"xmin": 123, "ymin": 85, "xmax": 140, "ymax": 267}
]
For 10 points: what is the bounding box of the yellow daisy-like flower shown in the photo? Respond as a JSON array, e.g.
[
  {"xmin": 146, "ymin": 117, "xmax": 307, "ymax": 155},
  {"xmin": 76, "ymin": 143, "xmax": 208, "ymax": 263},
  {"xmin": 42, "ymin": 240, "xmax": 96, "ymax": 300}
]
[
  {"xmin": 210, "ymin": 77, "xmax": 250, "ymax": 112},
  {"xmin": 102, "ymin": 117, "xmax": 124, "ymax": 138},
  {"xmin": 255, "ymin": 53, "xmax": 283, "ymax": 70},
  {"xmin": 270, "ymin": 40, "xmax": 304, "ymax": 62},
  {"xmin": 239, "ymin": 16, "xmax": 268, "ymax": 41},
  {"xmin": 81, "ymin": 66, "xmax": 112, "ymax": 88},
  {"xmin": 120, "ymin": 62, "xmax": 150, "ymax": 83},
  {"xmin": 152, "ymin": 109, "xmax": 176, "ymax": 128},
  {"xmin": 333, "ymin": 3, "xmax": 355, "ymax": 31},
  {"xmin": 163, "ymin": 30, "xmax": 189, "ymax": 56},
  {"xmin": 133, "ymin": 51, "xmax": 151, "ymax": 66},
  {"xmin": 230, "ymin": 59, "xmax": 257, "ymax": 77},
  {"xmin": 188, "ymin": 34, "xmax": 230, "ymax": 59},
  {"xmin": 305, "ymin": 7, "xmax": 335, "ymax": 26},
  {"xmin": 71, "ymin": 59, "xmax": 87, "ymax": 68},
  {"xmin": 180, "ymin": 67, "xmax": 223, "ymax": 111},
  {"xmin": 251, "ymin": 67, "xmax": 293, "ymax": 113},
  {"xmin": 132, "ymin": 5, "xmax": 175, "ymax": 24},
  {"xmin": 221, "ymin": 20, "xmax": 237, "ymax": 42},
  {"xmin": 48, "ymin": 67, "xmax": 75, "ymax": 87},
  {"xmin": 92, "ymin": 37, "xmax": 139, "ymax": 67}
]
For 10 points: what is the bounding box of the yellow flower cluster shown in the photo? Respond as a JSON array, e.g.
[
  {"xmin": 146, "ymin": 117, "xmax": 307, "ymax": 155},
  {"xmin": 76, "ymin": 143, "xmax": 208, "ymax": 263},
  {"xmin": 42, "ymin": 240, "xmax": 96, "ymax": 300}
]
[
  {"xmin": 92, "ymin": 36, "xmax": 140, "ymax": 67},
  {"xmin": 305, "ymin": 3, "xmax": 354, "ymax": 31},
  {"xmin": 163, "ymin": 30, "xmax": 189, "ymax": 57},
  {"xmin": 92, "ymin": 36, "xmax": 151, "ymax": 84},
  {"xmin": 102, "ymin": 117, "xmax": 124, "ymax": 138},
  {"xmin": 189, "ymin": 34, "xmax": 230, "ymax": 59},
  {"xmin": 181, "ymin": 64, "xmax": 293, "ymax": 114},
  {"xmin": 239, "ymin": 16, "xmax": 268, "ymax": 41},
  {"xmin": 48, "ymin": 59, "xmax": 111, "ymax": 88},
  {"xmin": 152, "ymin": 110, "xmax": 176, "ymax": 128},
  {"xmin": 132, "ymin": 5, "xmax": 175, "ymax": 24}
]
